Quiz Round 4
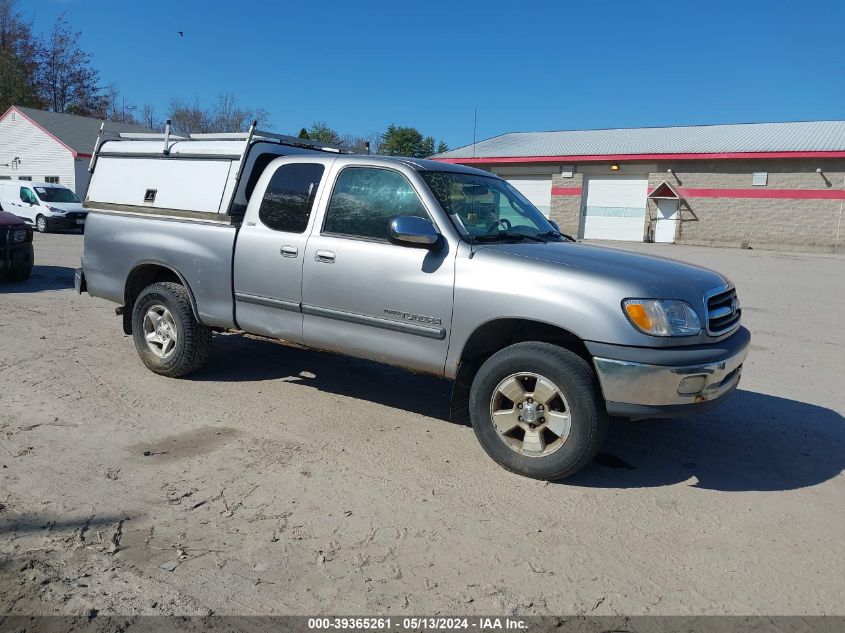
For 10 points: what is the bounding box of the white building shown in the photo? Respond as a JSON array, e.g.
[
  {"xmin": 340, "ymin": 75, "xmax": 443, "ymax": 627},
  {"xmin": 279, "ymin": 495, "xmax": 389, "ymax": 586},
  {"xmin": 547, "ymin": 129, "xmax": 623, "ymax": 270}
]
[{"xmin": 0, "ymin": 106, "xmax": 150, "ymax": 198}]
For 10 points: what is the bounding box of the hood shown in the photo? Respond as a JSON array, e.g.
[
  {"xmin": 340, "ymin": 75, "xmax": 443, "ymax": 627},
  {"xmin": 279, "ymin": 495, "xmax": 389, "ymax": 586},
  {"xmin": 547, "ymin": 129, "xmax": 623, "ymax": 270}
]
[
  {"xmin": 0, "ymin": 210, "xmax": 25, "ymax": 227},
  {"xmin": 43, "ymin": 201, "xmax": 85, "ymax": 212},
  {"xmin": 480, "ymin": 241, "xmax": 728, "ymax": 297}
]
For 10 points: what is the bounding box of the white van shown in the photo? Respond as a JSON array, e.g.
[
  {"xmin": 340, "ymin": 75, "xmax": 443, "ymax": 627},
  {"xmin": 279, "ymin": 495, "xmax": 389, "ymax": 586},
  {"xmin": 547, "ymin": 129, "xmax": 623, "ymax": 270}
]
[{"xmin": 0, "ymin": 181, "xmax": 87, "ymax": 233}]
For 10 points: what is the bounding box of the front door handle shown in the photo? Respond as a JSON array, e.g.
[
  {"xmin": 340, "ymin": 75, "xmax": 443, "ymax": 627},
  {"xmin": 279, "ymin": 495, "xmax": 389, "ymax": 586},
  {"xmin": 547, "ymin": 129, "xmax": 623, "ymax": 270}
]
[
  {"xmin": 280, "ymin": 245, "xmax": 298, "ymax": 258},
  {"xmin": 315, "ymin": 249, "xmax": 335, "ymax": 264}
]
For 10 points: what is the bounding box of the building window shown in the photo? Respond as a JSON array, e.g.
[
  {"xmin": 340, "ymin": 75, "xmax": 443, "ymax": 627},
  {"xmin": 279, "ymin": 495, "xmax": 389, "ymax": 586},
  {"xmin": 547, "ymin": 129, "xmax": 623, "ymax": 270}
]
[
  {"xmin": 0, "ymin": 176, "xmax": 10, "ymax": 180},
  {"xmin": 45, "ymin": 176, "xmax": 60, "ymax": 183},
  {"xmin": 17, "ymin": 176, "xmax": 32, "ymax": 181},
  {"xmin": 752, "ymin": 172, "xmax": 768, "ymax": 186}
]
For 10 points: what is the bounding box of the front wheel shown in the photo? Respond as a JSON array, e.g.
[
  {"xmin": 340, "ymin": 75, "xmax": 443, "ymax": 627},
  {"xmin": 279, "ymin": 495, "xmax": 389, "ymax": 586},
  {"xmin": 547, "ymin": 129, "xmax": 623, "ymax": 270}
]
[
  {"xmin": 131, "ymin": 282, "xmax": 211, "ymax": 377},
  {"xmin": 35, "ymin": 215, "xmax": 49, "ymax": 233},
  {"xmin": 469, "ymin": 342, "xmax": 608, "ymax": 480},
  {"xmin": 8, "ymin": 264, "xmax": 33, "ymax": 282}
]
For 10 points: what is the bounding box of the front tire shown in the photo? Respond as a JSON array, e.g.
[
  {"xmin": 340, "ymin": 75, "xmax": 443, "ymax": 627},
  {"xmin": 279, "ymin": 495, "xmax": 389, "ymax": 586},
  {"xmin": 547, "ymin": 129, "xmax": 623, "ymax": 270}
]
[
  {"xmin": 469, "ymin": 342, "xmax": 608, "ymax": 480},
  {"xmin": 8, "ymin": 264, "xmax": 33, "ymax": 282},
  {"xmin": 35, "ymin": 215, "xmax": 49, "ymax": 233},
  {"xmin": 131, "ymin": 282, "xmax": 211, "ymax": 377}
]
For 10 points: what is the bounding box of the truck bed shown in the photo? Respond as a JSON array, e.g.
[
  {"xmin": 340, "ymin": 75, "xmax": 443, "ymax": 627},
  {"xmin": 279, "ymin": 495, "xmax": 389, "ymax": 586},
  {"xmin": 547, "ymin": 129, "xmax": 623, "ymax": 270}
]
[{"xmin": 82, "ymin": 212, "xmax": 238, "ymax": 328}]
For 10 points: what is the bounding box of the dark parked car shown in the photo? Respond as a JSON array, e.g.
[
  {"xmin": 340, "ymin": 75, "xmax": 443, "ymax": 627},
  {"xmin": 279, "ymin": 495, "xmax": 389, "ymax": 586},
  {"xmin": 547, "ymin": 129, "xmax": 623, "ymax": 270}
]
[{"xmin": 0, "ymin": 209, "xmax": 34, "ymax": 282}]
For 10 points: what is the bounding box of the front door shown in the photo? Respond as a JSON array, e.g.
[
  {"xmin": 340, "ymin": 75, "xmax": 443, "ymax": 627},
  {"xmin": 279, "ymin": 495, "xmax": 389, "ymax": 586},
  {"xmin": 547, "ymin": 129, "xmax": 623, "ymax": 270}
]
[
  {"xmin": 16, "ymin": 186, "xmax": 38, "ymax": 223},
  {"xmin": 232, "ymin": 161, "xmax": 327, "ymax": 343},
  {"xmin": 654, "ymin": 199, "xmax": 679, "ymax": 243},
  {"xmin": 302, "ymin": 165, "xmax": 455, "ymax": 375}
]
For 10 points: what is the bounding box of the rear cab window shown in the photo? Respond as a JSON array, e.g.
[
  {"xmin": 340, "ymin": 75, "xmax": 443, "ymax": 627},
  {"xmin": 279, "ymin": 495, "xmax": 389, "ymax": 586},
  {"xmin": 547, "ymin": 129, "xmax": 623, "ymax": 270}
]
[{"xmin": 258, "ymin": 163, "xmax": 325, "ymax": 233}]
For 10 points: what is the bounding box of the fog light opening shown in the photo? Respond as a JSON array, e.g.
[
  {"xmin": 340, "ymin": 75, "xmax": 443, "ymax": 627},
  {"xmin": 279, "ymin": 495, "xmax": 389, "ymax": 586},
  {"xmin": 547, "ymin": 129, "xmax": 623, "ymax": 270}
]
[{"xmin": 678, "ymin": 375, "xmax": 707, "ymax": 396}]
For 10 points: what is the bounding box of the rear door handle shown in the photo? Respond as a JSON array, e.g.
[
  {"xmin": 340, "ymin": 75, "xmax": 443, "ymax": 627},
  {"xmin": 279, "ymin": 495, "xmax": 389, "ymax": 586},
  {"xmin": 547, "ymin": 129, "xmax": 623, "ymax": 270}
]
[
  {"xmin": 315, "ymin": 249, "xmax": 335, "ymax": 263},
  {"xmin": 280, "ymin": 245, "xmax": 298, "ymax": 258}
]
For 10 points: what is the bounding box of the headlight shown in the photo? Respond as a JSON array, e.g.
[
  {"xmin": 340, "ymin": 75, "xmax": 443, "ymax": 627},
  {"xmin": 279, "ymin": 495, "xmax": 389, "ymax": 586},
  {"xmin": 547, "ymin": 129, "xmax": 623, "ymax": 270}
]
[
  {"xmin": 12, "ymin": 228, "xmax": 29, "ymax": 243},
  {"xmin": 46, "ymin": 205, "xmax": 64, "ymax": 214},
  {"xmin": 623, "ymin": 299, "xmax": 701, "ymax": 336}
]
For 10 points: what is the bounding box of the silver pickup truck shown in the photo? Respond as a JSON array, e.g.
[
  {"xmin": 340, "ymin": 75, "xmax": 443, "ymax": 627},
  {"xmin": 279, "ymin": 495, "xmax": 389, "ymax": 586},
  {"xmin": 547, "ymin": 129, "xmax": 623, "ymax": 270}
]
[{"xmin": 76, "ymin": 125, "xmax": 749, "ymax": 480}]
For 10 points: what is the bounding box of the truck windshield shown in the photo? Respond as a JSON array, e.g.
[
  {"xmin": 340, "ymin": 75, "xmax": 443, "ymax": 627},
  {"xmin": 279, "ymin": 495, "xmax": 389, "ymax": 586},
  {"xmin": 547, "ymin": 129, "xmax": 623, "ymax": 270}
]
[
  {"xmin": 34, "ymin": 187, "xmax": 79, "ymax": 203},
  {"xmin": 420, "ymin": 170, "xmax": 559, "ymax": 242}
]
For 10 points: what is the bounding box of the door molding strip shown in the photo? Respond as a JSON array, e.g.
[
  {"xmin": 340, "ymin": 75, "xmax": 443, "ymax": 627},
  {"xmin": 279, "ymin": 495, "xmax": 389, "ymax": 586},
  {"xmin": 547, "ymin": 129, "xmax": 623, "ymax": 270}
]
[
  {"xmin": 235, "ymin": 292, "xmax": 300, "ymax": 312},
  {"xmin": 302, "ymin": 304, "xmax": 446, "ymax": 340}
]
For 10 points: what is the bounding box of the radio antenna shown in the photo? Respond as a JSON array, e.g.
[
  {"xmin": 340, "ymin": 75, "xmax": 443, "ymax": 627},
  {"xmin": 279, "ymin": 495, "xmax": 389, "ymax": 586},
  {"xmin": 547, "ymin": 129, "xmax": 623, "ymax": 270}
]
[{"xmin": 472, "ymin": 108, "xmax": 477, "ymax": 158}]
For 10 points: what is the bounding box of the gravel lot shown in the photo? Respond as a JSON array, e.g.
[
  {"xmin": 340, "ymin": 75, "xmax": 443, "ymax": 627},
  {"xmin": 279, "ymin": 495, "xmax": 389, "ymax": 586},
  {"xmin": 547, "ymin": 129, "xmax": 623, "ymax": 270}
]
[{"xmin": 1, "ymin": 234, "xmax": 843, "ymax": 616}]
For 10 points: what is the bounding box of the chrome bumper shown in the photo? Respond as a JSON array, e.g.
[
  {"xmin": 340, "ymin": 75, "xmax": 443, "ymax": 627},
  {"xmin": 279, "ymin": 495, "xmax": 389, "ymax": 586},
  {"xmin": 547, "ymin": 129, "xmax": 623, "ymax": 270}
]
[{"xmin": 593, "ymin": 344, "xmax": 748, "ymax": 410}]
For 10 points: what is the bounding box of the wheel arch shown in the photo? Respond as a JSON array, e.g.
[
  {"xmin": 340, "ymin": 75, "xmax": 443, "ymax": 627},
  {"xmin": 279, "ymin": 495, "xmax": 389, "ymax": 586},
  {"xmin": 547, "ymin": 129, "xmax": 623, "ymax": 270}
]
[
  {"xmin": 449, "ymin": 318, "xmax": 593, "ymax": 424},
  {"xmin": 123, "ymin": 261, "xmax": 201, "ymax": 334}
]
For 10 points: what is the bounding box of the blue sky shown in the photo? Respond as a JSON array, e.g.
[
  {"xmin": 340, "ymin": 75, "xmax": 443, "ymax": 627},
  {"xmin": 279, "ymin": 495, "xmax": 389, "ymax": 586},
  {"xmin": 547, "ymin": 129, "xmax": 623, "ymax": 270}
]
[{"xmin": 21, "ymin": 0, "xmax": 845, "ymax": 149}]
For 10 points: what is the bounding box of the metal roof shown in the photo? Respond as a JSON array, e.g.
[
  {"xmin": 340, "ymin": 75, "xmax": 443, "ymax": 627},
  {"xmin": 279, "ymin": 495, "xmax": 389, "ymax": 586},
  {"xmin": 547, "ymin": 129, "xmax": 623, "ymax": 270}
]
[
  {"xmin": 434, "ymin": 121, "xmax": 845, "ymax": 160},
  {"xmin": 9, "ymin": 106, "xmax": 151, "ymax": 156}
]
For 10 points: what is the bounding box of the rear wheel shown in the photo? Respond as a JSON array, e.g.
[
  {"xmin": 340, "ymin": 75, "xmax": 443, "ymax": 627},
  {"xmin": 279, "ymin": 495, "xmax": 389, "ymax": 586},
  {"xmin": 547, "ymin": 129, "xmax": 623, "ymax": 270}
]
[
  {"xmin": 131, "ymin": 282, "xmax": 211, "ymax": 377},
  {"xmin": 35, "ymin": 215, "xmax": 49, "ymax": 233},
  {"xmin": 469, "ymin": 342, "xmax": 608, "ymax": 480}
]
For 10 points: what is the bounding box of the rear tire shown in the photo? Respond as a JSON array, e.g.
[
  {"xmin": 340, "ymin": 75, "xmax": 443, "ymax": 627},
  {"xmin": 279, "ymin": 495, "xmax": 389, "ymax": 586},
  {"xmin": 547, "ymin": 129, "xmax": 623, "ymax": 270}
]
[
  {"xmin": 35, "ymin": 215, "xmax": 49, "ymax": 233},
  {"xmin": 131, "ymin": 282, "xmax": 211, "ymax": 377},
  {"xmin": 469, "ymin": 342, "xmax": 608, "ymax": 480}
]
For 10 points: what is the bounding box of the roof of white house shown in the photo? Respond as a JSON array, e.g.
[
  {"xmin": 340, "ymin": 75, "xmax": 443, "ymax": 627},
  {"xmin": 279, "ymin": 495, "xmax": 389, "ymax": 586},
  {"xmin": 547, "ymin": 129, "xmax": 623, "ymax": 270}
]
[
  {"xmin": 3, "ymin": 106, "xmax": 151, "ymax": 156},
  {"xmin": 434, "ymin": 121, "xmax": 845, "ymax": 161}
]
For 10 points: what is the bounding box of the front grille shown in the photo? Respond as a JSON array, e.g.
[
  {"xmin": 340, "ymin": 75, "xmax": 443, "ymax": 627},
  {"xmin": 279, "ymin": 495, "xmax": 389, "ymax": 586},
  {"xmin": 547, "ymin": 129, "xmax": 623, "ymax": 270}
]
[
  {"xmin": 66, "ymin": 212, "xmax": 87, "ymax": 221},
  {"xmin": 706, "ymin": 286, "xmax": 741, "ymax": 335}
]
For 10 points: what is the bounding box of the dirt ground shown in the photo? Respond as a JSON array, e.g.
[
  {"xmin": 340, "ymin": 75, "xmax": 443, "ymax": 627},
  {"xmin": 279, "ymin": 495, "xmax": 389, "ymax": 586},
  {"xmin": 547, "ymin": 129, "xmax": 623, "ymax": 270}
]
[{"xmin": 1, "ymin": 234, "xmax": 843, "ymax": 617}]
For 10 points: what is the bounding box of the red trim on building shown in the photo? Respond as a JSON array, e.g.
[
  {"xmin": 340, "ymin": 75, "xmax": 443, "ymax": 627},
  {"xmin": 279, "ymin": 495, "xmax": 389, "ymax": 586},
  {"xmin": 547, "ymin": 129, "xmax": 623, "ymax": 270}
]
[
  {"xmin": 550, "ymin": 186, "xmax": 582, "ymax": 196},
  {"xmin": 1, "ymin": 106, "xmax": 81, "ymax": 157},
  {"xmin": 679, "ymin": 187, "xmax": 845, "ymax": 200},
  {"xmin": 433, "ymin": 150, "xmax": 845, "ymax": 164}
]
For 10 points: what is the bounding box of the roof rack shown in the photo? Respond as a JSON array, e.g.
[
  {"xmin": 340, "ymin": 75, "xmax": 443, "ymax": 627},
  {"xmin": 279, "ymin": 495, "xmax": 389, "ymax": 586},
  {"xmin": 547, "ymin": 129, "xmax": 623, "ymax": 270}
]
[{"xmin": 88, "ymin": 120, "xmax": 358, "ymax": 172}]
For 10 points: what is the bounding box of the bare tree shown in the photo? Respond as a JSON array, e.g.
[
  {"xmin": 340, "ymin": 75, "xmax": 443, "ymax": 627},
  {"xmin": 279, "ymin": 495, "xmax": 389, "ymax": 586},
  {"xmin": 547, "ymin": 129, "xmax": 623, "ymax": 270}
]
[
  {"xmin": 36, "ymin": 13, "xmax": 100, "ymax": 113},
  {"xmin": 167, "ymin": 98, "xmax": 207, "ymax": 135},
  {"xmin": 168, "ymin": 94, "xmax": 270, "ymax": 134},
  {"xmin": 91, "ymin": 82, "xmax": 137, "ymax": 123},
  {"xmin": 141, "ymin": 104, "xmax": 156, "ymax": 129},
  {"xmin": 209, "ymin": 92, "xmax": 269, "ymax": 132}
]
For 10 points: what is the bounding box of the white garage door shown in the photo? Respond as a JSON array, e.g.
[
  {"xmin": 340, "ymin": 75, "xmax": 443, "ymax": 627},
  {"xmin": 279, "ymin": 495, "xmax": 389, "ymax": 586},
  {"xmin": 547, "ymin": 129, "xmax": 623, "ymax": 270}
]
[
  {"xmin": 582, "ymin": 178, "xmax": 648, "ymax": 241},
  {"xmin": 504, "ymin": 176, "xmax": 553, "ymax": 217}
]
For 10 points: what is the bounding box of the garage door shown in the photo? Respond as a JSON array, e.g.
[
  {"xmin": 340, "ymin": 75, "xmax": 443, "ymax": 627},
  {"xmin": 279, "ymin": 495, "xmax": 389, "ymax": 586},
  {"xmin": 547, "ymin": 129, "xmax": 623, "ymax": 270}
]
[
  {"xmin": 582, "ymin": 178, "xmax": 648, "ymax": 241},
  {"xmin": 503, "ymin": 176, "xmax": 553, "ymax": 217}
]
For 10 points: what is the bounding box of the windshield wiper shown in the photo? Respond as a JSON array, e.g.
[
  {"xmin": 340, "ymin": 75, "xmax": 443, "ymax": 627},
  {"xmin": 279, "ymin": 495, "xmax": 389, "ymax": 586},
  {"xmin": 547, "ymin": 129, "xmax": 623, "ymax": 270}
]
[
  {"xmin": 537, "ymin": 230, "xmax": 575, "ymax": 242},
  {"xmin": 472, "ymin": 231, "xmax": 548, "ymax": 244}
]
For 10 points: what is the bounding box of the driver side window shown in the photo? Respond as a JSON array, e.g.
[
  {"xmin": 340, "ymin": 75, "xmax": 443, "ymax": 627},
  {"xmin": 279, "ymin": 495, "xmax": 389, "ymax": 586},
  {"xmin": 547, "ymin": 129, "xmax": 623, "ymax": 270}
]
[
  {"xmin": 20, "ymin": 187, "xmax": 36, "ymax": 204},
  {"xmin": 323, "ymin": 167, "xmax": 431, "ymax": 240}
]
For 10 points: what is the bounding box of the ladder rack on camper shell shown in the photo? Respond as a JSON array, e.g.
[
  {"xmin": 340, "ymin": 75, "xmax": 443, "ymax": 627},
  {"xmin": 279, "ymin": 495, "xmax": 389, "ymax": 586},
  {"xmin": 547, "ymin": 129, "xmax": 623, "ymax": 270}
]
[
  {"xmin": 88, "ymin": 120, "xmax": 358, "ymax": 173},
  {"xmin": 84, "ymin": 120, "xmax": 361, "ymax": 222}
]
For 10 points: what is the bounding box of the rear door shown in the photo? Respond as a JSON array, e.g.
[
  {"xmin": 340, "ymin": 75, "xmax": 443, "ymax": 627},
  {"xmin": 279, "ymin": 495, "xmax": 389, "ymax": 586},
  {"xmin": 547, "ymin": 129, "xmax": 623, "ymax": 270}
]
[
  {"xmin": 233, "ymin": 159, "xmax": 329, "ymax": 343},
  {"xmin": 301, "ymin": 164, "xmax": 456, "ymax": 375}
]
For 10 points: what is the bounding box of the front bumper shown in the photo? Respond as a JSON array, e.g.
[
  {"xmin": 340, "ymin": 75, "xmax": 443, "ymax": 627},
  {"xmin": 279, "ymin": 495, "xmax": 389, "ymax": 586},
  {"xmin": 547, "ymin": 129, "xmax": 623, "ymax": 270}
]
[
  {"xmin": 1, "ymin": 232, "xmax": 33, "ymax": 274},
  {"xmin": 588, "ymin": 326, "xmax": 750, "ymax": 419},
  {"xmin": 48, "ymin": 212, "xmax": 87, "ymax": 230}
]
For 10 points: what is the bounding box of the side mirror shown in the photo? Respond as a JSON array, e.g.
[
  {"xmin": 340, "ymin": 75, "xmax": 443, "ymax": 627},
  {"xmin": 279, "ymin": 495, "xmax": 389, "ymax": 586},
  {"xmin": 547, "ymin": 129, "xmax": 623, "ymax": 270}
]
[
  {"xmin": 549, "ymin": 220, "xmax": 561, "ymax": 232},
  {"xmin": 389, "ymin": 216, "xmax": 441, "ymax": 249}
]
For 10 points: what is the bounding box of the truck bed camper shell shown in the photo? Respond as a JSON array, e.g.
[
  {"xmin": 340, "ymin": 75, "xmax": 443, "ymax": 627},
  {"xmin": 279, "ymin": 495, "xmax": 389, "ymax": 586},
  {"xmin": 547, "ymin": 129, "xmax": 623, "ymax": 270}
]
[{"xmin": 84, "ymin": 121, "xmax": 358, "ymax": 222}]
